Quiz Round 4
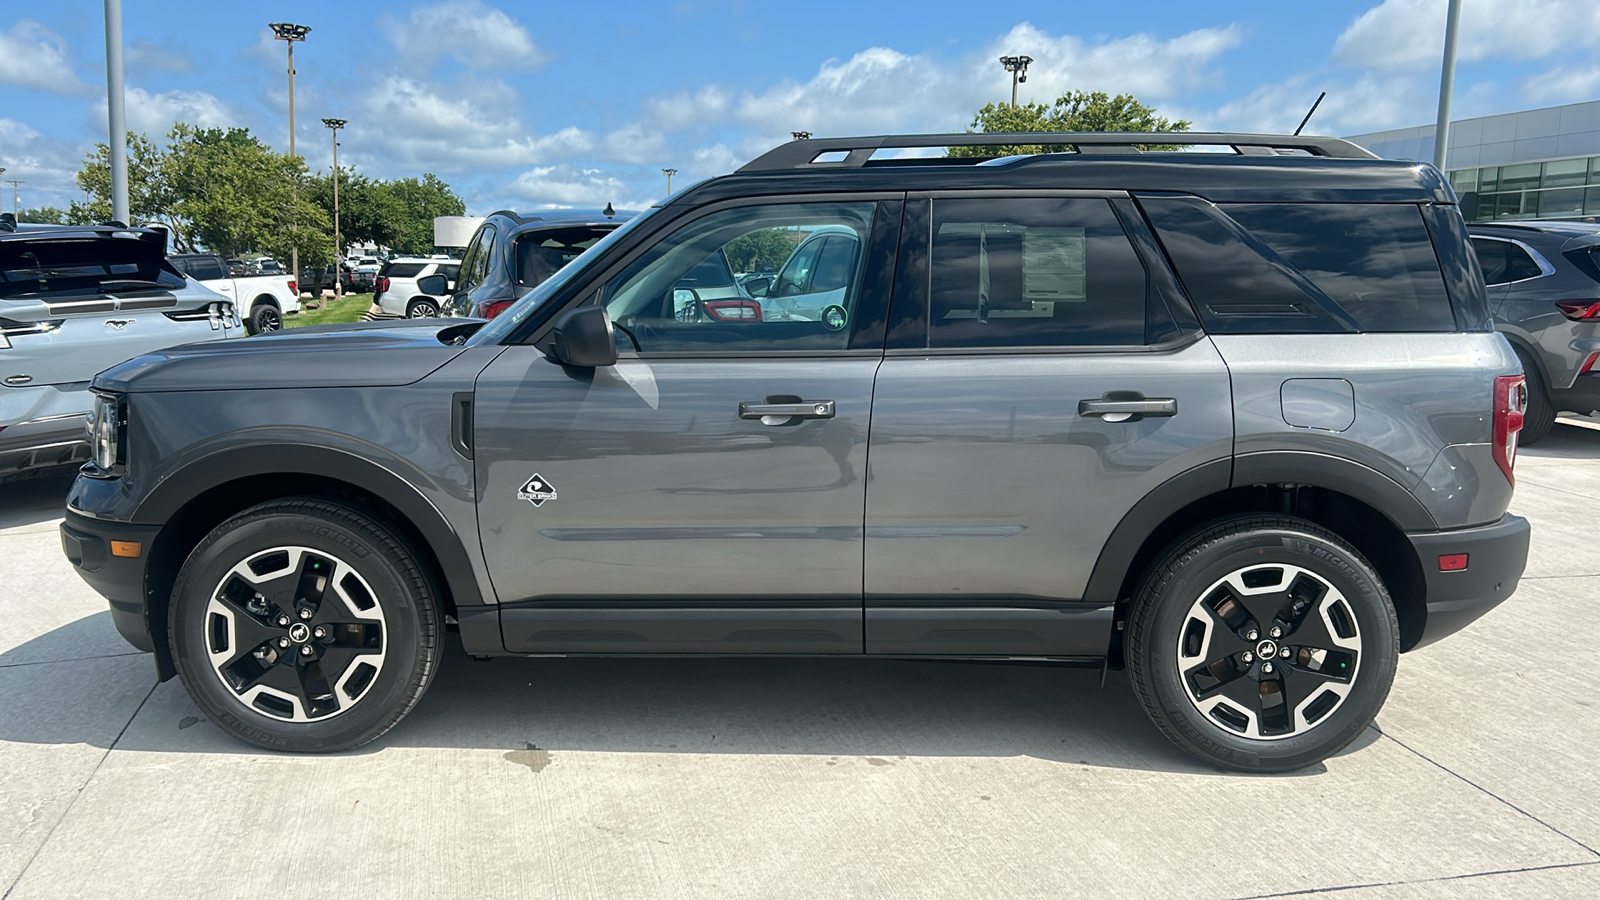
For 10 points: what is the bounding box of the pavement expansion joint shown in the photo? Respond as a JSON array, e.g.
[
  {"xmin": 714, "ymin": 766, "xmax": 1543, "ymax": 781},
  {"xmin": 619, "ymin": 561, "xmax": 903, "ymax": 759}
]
[{"xmin": 1, "ymin": 680, "xmax": 158, "ymax": 900}]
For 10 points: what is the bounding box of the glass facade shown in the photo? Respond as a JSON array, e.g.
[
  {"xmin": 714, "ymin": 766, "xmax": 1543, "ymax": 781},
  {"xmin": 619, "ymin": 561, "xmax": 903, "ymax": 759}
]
[{"xmin": 1449, "ymin": 157, "xmax": 1600, "ymax": 222}]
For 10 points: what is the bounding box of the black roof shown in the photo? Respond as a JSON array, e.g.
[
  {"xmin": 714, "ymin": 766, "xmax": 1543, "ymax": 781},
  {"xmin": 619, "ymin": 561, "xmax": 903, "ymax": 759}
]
[{"xmin": 481, "ymin": 209, "xmax": 634, "ymax": 229}]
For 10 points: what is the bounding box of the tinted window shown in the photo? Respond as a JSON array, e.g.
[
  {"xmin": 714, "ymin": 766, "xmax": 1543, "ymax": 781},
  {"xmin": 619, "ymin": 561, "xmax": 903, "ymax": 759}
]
[
  {"xmin": 438, "ymin": 264, "xmax": 461, "ymax": 281},
  {"xmin": 1471, "ymin": 238, "xmax": 1542, "ymax": 285},
  {"xmin": 771, "ymin": 235, "xmax": 824, "ymax": 298},
  {"xmin": 678, "ymin": 250, "xmax": 736, "ymax": 289},
  {"xmin": 382, "ymin": 262, "xmax": 425, "ymax": 279},
  {"xmin": 515, "ymin": 226, "xmax": 613, "ymax": 285},
  {"xmin": 2, "ymin": 236, "xmax": 186, "ymax": 298},
  {"xmin": 1223, "ymin": 204, "xmax": 1454, "ymax": 332},
  {"xmin": 927, "ymin": 197, "xmax": 1146, "ymax": 348},
  {"xmin": 812, "ymin": 236, "xmax": 857, "ymax": 293},
  {"xmin": 458, "ymin": 224, "xmax": 495, "ymax": 293},
  {"xmin": 603, "ymin": 201, "xmax": 876, "ymax": 353}
]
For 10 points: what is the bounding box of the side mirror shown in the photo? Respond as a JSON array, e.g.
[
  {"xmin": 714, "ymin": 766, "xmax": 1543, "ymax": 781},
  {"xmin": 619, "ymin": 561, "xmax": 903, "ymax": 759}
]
[
  {"xmin": 417, "ymin": 274, "xmax": 449, "ymax": 294},
  {"xmin": 551, "ymin": 305, "xmax": 617, "ymax": 368},
  {"xmin": 673, "ymin": 287, "xmax": 701, "ymax": 322},
  {"xmin": 744, "ymin": 276, "xmax": 771, "ymax": 298}
]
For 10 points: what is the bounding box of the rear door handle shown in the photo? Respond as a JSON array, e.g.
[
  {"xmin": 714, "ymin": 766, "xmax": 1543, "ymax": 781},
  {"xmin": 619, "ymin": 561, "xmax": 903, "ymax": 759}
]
[
  {"xmin": 739, "ymin": 400, "xmax": 835, "ymax": 420},
  {"xmin": 1078, "ymin": 398, "xmax": 1177, "ymax": 423}
]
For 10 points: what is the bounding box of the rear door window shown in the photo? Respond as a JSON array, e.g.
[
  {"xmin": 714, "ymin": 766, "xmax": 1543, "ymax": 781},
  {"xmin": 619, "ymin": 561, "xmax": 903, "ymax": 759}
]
[
  {"xmin": 1221, "ymin": 203, "xmax": 1455, "ymax": 332},
  {"xmin": 381, "ymin": 262, "xmax": 426, "ymax": 279},
  {"xmin": 926, "ymin": 197, "xmax": 1148, "ymax": 348},
  {"xmin": 1471, "ymin": 238, "xmax": 1543, "ymax": 285}
]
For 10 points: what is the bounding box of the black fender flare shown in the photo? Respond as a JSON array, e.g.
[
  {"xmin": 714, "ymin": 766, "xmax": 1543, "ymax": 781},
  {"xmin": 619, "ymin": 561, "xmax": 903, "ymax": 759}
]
[
  {"xmin": 1081, "ymin": 451, "xmax": 1436, "ymax": 608},
  {"xmin": 133, "ymin": 443, "xmax": 485, "ymax": 607}
]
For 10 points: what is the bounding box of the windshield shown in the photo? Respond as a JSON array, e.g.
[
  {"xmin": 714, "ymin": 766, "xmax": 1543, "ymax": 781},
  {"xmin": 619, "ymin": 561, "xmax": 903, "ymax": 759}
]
[{"xmin": 468, "ymin": 209, "xmax": 659, "ymax": 346}]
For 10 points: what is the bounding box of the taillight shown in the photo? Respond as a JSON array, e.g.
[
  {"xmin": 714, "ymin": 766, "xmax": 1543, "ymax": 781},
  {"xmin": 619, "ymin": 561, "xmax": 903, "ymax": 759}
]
[
  {"xmin": 703, "ymin": 300, "xmax": 763, "ymax": 321},
  {"xmin": 376, "ymin": 277, "xmax": 390, "ymax": 293},
  {"xmin": 480, "ymin": 299, "xmax": 514, "ymax": 319},
  {"xmin": 287, "ymin": 280, "xmax": 297, "ymax": 294},
  {"xmin": 1492, "ymin": 374, "xmax": 1526, "ymax": 486},
  {"xmin": 1555, "ymin": 299, "xmax": 1600, "ymax": 320}
]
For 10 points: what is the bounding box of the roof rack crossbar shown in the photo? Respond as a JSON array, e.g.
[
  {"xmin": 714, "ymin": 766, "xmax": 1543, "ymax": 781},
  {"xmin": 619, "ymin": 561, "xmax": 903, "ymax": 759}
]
[{"xmin": 737, "ymin": 132, "xmax": 1378, "ymax": 172}]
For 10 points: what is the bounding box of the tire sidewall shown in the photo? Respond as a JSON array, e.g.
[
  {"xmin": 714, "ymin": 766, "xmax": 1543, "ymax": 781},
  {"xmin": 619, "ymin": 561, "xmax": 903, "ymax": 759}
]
[
  {"xmin": 1134, "ymin": 524, "xmax": 1399, "ymax": 771},
  {"xmin": 407, "ymin": 299, "xmax": 438, "ymax": 318},
  {"xmin": 250, "ymin": 304, "xmax": 282, "ymax": 334},
  {"xmin": 170, "ymin": 507, "xmax": 431, "ymax": 752}
]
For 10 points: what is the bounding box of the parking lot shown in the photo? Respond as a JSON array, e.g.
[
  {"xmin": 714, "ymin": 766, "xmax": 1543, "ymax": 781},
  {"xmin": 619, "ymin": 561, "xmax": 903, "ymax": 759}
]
[{"xmin": 0, "ymin": 425, "xmax": 1596, "ymax": 899}]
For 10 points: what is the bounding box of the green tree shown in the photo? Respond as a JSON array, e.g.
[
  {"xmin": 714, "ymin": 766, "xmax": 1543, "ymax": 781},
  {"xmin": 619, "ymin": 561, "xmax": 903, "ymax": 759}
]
[
  {"xmin": 949, "ymin": 91, "xmax": 1191, "ymax": 157},
  {"xmin": 724, "ymin": 228, "xmax": 796, "ymax": 273},
  {"xmin": 384, "ymin": 174, "xmax": 466, "ymax": 254},
  {"xmin": 71, "ymin": 132, "xmax": 179, "ymax": 233},
  {"xmin": 17, "ymin": 206, "xmax": 69, "ymax": 225}
]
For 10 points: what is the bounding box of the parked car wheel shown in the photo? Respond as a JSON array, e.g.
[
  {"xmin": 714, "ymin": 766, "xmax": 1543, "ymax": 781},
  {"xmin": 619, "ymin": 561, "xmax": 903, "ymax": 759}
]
[
  {"xmin": 406, "ymin": 298, "xmax": 440, "ymax": 318},
  {"xmin": 248, "ymin": 303, "xmax": 283, "ymax": 335},
  {"xmin": 1514, "ymin": 349, "xmax": 1555, "ymax": 445},
  {"xmin": 1125, "ymin": 515, "xmax": 1399, "ymax": 773},
  {"xmin": 168, "ymin": 499, "xmax": 442, "ymax": 752}
]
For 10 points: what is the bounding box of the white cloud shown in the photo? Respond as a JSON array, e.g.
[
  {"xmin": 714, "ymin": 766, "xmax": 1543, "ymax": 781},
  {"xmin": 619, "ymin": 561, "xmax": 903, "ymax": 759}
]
[
  {"xmin": 97, "ymin": 87, "xmax": 236, "ymax": 137},
  {"xmin": 1524, "ymin": 64, "xmax": 1600, "ymax": 105},
  {"xmin": 1334, "ymin": 0, "xmax": 1600, "ymax": 71},
  {"xmin": 0, "ymin": 118, "xmax": 87, "ymax": 205},
  {"xmin": 126, "ymin": 38, "xmax": 197, "ymax": 74},
  {"xmin": 352, "ymin": 75, "xmax": 591, "ymax": 172},
  {"xmin": 1206, "ymin": 73, "xmax": 1434, "ymax": 136},
  {"xmin": 388, "ymin": 0, "xmax": 548, "ymax": 69},
  {"xmin": 507, "ymin": 164, "xmax": 639, "ymax": 209},
  {"xmin": 0, "ymin": 20, "xmax": 86, "ymax": 94},
  {"xmin": 645, "ymin": 87, "xmax": 731, "ymax": 131}
]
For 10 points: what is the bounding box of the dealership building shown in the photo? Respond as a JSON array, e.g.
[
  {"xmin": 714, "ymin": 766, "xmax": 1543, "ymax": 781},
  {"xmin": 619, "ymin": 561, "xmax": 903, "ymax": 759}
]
[{"xmin": 1347, "ymin": 99, "xmax": 1600, "ymax": 223}]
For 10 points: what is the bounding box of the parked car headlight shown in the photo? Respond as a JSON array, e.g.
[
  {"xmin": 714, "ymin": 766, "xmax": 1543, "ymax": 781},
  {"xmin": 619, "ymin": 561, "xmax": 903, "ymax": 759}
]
[{"xmin": 86, "ymin": 392, "xmax": 126, "ymax": 475}]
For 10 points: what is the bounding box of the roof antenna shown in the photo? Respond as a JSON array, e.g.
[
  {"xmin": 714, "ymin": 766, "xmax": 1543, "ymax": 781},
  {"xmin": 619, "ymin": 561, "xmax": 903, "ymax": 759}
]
[
  {"xmin": 603, "ymin": 202, "xmax": 615, "ymax": 219},
  {"xmin": 1294, "ymin": 91, "xmax": 1327, "ymax": 136}
]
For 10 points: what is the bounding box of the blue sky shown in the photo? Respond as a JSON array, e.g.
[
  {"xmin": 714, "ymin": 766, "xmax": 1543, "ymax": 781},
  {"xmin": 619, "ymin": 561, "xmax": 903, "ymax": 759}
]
[{"xmin": 3, "ymin": 0, "xmax": 1600, "ymax": 215}]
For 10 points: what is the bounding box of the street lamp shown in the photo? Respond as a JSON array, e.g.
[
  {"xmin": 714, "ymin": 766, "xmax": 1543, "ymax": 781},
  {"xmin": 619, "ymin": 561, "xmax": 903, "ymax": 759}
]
[
  {"xmin": 323, "ymin": 117, "xmax": 346, "ymax": 298},
  {"xmin": 662, "ymin": 168, "xmax": 678, "ymax": 194},
  {"xmin": 999, "ymin": 55, "xmax": 1032, "ymax": 106},
  {"xmin": 4, "ymin": 180, "xmax": 20, "ymax": 216},
  {"xmin": 791, "ymin": 131, "xmax": 812, "ymax": 140},
  {"xmin": 270, "ymin": 22, "xmax": 311, "ymax": 287}
]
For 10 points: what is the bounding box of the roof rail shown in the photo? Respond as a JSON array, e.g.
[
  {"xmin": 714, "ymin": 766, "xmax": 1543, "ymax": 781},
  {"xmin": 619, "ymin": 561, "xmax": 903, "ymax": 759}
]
[{"xmin": 737, "ymin": 132, "xmax": 1379, "ymax": 173}]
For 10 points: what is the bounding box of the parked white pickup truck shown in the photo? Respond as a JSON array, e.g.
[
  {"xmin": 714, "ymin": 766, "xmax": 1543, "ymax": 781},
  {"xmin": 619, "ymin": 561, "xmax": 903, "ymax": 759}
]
[{"xmin": 169, "ymin": 253, "xmax": 300, "ymax": 333}]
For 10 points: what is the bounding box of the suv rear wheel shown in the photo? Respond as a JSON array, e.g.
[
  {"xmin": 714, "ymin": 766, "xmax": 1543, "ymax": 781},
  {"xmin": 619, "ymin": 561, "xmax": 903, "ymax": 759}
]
[
  {"xmin": 1125, "ymin": 515, "xmax": 1399, "ymax": 773},
  {"xmin": 1514, "ymin": 349, "xmax": 1555, "ymax": 445},
  {"xmin": 406, "ymin": 298, "xmax": 439, "ymax": 318},
  {"xmin": 169, "ymin": 499, "xmax": 441, "ymax": 752}
]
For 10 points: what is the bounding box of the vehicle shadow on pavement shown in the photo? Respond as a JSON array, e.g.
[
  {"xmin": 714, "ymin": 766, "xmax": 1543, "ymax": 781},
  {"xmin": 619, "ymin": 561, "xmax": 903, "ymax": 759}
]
[
  {"xmin": 0, "ymin": 616, "xmax": 1373, "ymax": 776},
  {"xmin": 0, "ymin": 471, "xmax": 76, "ymax": 531}
]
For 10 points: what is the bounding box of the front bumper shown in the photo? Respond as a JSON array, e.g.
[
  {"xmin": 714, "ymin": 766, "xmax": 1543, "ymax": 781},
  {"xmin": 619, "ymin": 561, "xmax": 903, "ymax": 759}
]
[
  {"xmin": 60, "ymin": 510, "xmax": 161, "ymax": 655},
  {"xmin": 1408, "ymin": 514, "xmax": 1530, "ymax": 649}
]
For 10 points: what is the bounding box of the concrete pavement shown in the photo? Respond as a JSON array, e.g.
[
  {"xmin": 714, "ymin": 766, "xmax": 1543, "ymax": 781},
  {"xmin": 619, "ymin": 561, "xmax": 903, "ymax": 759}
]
[{"xmin": 2, "ymin": 425, "xmax": 1599, "ymax": 899}]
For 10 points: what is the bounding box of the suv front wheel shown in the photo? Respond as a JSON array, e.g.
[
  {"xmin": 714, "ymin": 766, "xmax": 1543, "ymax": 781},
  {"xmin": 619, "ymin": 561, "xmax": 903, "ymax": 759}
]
[
  {"xmin": 1125, "ymin": 515, "xmax": 1399, "ymax": 773},
  {"xmin": 169, "ymin": 499, "xmax": 442, "ymax": 752}
]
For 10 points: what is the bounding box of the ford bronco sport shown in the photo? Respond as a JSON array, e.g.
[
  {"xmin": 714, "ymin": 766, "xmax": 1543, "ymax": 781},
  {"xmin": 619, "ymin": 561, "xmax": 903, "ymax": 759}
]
[{"xmin": 61, "ymin": 133, "xmax": 1530, "ymax": 772}]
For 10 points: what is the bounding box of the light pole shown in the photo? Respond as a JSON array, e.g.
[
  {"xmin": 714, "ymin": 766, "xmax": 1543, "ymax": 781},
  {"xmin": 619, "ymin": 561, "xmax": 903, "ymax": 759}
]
[
  {"xmin": 323, "ymin": 117, "xmax": 346, "ymax": 297},
  {"xmin": 662, "ymin": 168, "xmax": 677, "ymax": 194},
  {"xmin": 105, "ymin": 0, "xmax": 128, "ymax": 224},
  {"xmin": 1432, "ymin": 0, "xmax": 1463, "ymax": 171},
  {"xmin": 6, "ymin": 180, "xmax": 21, "ymax": 216},
  {"xmin": 270, "ymin": 22, "xmax": 311, "ymax": 288},
  {"xmin": 999, "ymin": 55, "xmax": 1032, "ymax": 106}
]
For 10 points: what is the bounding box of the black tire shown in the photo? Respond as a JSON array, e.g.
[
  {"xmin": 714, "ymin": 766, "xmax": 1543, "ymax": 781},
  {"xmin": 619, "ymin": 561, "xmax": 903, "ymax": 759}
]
[
  {"xmin": 1125, "ymin": 515, "xmax": 1399, "ymax": 773},
  {"xmin": 169, "ymin": 499, "xmax": 442, "ymax": 752},
  {"xmin": 406, "ymin": 298, "xmax": 439, "ymax": 318},
  {"xmin": 1516, "ymin": 350, "xmax": 1556, "ymax": 445},
  {"xmin": 248, "ymin": 303, "xmax": 283, "ymax": 335}
]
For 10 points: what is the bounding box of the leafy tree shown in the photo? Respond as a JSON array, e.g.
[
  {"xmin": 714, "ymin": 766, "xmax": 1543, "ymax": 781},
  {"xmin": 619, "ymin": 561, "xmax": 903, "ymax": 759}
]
[
  {"xmin": 384, "ymin": 174, "xmax": 466, "ymax": 255},
  {"xmin": 724, "ymin": 228, "xmax": 796, "ymax": 273},
  {"xmin": 71, "ymin": 133, "xmax": 179, "ymax": 233},
  {"xmin": 17, "ymin": 206, "xmax": 69, "ymax": 225},
  {"xmin": 949, "ymin": 91, "xmax": 1191, "ymax": 157}
]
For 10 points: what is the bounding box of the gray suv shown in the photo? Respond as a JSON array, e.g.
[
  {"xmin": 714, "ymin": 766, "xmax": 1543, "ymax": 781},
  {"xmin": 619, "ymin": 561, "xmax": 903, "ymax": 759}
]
[
  {"xmin": 60, "ymin": 133, "xmax": 1530, "ymax": 773},
  {"xmin": 1469, "ymin": 222, "xmax": 1600, "ymax": 442}
]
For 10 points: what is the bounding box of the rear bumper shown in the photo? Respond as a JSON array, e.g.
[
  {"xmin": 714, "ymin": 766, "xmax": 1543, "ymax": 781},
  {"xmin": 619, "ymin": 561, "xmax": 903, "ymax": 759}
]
[
  {"xmin": 1407, "ymin": 514, "xmax": 1530, "ymax": 649},
  {"xmin": 1551, "ymin": 372, "xmax": 1600, "ymax": 416},
  {"xmin": 0, "ymin": 414, "xmax": 89, "ymax": 477},
  {"xmin": 59, "ymin": 510, "xmax": 161, "ymax": 655}
]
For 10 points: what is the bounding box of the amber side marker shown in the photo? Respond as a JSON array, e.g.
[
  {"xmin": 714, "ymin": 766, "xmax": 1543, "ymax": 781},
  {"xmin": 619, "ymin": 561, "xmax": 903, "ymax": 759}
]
[{"xmin": 110, "ymin": 541, "xmax": 142, "ymax": 558}]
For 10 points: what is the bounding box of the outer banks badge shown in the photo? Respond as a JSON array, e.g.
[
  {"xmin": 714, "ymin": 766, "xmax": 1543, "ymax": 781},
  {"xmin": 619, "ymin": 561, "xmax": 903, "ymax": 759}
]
[{"xmin": 517, "ymin": 473, "xmax": 558, "ymax": 507}]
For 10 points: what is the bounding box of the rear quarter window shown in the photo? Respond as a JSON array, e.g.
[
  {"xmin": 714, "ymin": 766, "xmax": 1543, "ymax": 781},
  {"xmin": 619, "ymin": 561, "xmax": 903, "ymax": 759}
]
[{"xmin": 381, "ymin": 262, "xmax": 426, "ymax": 279}]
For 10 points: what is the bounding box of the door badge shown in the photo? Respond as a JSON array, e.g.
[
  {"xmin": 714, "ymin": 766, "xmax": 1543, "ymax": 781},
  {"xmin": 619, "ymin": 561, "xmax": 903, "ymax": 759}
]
[{"xmin": 517, "ymin": 473, "xmax": 558, "ymax": 507}]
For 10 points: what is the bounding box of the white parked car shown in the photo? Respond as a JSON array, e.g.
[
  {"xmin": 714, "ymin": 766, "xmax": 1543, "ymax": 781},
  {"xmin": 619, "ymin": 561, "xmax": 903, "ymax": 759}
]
[
  {"xmin": 372, "ymin": 257, "xmax": 460, "ymax": 318},
  {"xmin": 169, "ymin": 253, "xmax": 300, "ymax": 333}
]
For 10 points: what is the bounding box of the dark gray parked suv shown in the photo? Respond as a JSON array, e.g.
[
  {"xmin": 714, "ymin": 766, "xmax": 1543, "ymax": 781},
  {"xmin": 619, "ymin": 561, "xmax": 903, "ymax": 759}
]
[
  {"xmin": 1469, "ymin": 222, "xmax": 1600, "ymax": 442},
  {"xmin": 60, "ymin": 133, "xmax": 1530, "ymax": 772}
]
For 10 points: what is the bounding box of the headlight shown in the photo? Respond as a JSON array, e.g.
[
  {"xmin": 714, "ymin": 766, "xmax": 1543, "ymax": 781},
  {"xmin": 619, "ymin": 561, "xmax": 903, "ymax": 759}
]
[{"xmin": 86, "ymin": 392, "xmax": 126, "ymax": 475}]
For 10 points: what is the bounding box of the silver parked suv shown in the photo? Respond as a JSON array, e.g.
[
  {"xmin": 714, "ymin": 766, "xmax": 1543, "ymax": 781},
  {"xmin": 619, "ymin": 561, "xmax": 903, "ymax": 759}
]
[{"xmin": 61, "ymin": 133, "xmax": 1529, "ymax": 772}]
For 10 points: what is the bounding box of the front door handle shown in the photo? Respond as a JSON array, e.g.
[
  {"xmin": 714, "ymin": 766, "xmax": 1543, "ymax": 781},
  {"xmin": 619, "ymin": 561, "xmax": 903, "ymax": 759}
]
[
  {"xmin": 1078, "ymin": 397, "xmax": 1177, "ymax": 423},
  {"xmin": 739, "ymin": 400, "xmax": 835, "ymax": 421}
]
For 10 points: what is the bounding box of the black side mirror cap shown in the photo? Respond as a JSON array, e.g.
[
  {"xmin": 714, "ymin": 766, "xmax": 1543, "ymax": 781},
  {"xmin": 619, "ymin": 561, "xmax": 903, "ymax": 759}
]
[
  {"xmin": 417, "ymin": 274, "xmax": 449, "ymax": 294},
  {"xmin": 551, "ymin": 305, "xmax": 617, "ymax": 368}
]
